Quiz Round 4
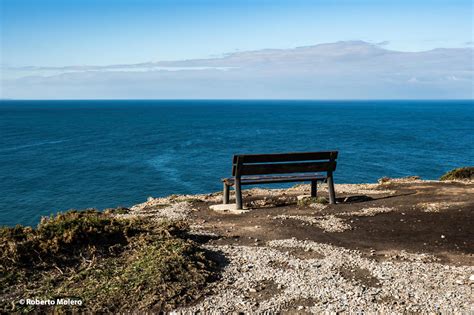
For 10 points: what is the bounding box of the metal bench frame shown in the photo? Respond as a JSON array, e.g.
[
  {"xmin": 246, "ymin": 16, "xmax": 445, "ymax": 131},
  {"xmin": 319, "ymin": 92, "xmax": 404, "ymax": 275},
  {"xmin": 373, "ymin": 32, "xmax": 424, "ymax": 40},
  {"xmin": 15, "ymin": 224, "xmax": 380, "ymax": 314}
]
[{"xmin": 222, "ymin": 151, "xmax": 338, "ymax": 209}]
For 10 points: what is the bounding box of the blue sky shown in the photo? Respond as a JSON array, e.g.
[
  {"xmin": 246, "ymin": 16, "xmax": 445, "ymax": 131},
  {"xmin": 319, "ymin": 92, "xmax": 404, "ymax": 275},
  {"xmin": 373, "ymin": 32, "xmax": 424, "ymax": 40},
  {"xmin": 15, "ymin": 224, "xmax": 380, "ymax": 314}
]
[
  {"xmin": 0, "ymin": 0, "xmax": 473, "ymax": 99},
  {"xmin": 2, "ymin": 0, "xmax": 472, "ymax": 66}
]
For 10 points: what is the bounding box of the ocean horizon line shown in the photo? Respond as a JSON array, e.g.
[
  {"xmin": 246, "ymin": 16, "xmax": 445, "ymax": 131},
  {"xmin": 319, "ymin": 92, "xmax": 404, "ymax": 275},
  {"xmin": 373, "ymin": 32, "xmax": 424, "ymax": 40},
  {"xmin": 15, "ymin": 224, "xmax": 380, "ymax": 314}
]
[{"xmin": 1, "ymin": 98, "xmax": 473, "ymax": 102}]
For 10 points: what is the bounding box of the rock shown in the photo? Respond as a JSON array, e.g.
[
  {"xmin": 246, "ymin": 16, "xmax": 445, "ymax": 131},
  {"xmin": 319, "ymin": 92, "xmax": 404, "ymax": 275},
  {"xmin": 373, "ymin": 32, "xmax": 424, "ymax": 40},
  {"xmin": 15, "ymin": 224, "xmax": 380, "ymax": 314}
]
[
  {"xmin": 297, "ymin": 195, "xmax": 311, "ymax": 201},
  {"xmin": 209, "ymin": 204, "xmax": 250, "ymax": 214},
  {"xmin": 343, "ymin": 195, "xmax": 374, "ymax": 203}
]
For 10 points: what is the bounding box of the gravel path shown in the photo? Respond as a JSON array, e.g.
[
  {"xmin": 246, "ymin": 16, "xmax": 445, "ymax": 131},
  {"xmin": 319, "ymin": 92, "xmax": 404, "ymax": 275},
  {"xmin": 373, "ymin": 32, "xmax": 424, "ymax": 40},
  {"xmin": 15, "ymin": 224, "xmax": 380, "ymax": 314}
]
[{"xmin": 178, "ymin": 239, "xmax": 473, "ymax": 313}]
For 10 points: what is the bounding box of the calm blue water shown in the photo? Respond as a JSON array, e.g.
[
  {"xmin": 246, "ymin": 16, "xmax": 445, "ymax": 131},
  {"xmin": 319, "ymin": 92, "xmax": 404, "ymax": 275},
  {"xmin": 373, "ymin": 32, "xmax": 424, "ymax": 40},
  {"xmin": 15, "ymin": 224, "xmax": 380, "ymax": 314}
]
[{"xmin": 1, "ymin": 100, "xmax": 473, "ymax": 226}]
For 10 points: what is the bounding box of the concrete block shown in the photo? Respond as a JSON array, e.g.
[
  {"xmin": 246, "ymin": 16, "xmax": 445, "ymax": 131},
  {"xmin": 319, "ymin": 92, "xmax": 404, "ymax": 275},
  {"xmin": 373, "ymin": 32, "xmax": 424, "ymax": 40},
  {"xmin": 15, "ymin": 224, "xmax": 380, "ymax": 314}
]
[{"xmin": 209, "ymin": 204, "xmax": 249, "ymax": 214}]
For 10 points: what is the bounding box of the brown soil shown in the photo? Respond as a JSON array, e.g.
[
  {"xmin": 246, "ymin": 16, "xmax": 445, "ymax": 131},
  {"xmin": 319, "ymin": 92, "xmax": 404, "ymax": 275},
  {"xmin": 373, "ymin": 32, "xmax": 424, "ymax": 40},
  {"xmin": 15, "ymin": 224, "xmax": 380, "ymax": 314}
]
[{"xmin": 188, "ymin": 181, "xmax": 473, "ymax": 266}]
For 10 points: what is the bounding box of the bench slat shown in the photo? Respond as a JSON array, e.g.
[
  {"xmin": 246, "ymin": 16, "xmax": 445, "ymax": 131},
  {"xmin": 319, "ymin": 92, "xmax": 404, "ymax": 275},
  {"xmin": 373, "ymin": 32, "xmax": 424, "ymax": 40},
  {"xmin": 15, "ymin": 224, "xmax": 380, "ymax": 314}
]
[
  {"xmin": 233, "ymin": 151, "xmax": 337, "ymax": 164},
  {"xmin": 223, "ymin": 173, "xmax": 326, "ymax": 185},
  {"xmin": 238, "ymin": 161, "xmax": 336, "ymax": 176}
]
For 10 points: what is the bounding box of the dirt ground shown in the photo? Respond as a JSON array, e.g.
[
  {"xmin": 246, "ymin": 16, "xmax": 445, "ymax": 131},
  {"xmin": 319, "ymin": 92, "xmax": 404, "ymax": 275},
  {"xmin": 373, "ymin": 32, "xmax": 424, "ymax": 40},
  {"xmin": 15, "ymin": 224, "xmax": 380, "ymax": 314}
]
[
  {"xmin": 128, "ymin": 178, "xmax": 473, "ymax": 312},
  {"xmin": 189, "ymin": 180, "xmax": 473, "ymax": 266}
]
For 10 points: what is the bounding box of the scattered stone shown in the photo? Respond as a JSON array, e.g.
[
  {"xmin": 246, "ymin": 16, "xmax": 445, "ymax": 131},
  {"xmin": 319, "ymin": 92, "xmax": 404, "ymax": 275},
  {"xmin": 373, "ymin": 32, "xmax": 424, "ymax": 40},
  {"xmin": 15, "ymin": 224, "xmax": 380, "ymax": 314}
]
[
  {"xmin": 344, "ymin": 207, "xmax": 394, "ymax": 217},
  {"xmin": 273, "ymin": 215, "xmax": 351, "ymax": 233},
  {"xmin": 316, "ymin": 215, "xmax": 351, "ymax": 233},
  {"xmin": 386, "ymin": 250, "xmax": 440, "ymax": 263},
  {"xmin": 332, "ymin": 183, "xmax": 396, "ymax": 195},
  {"xmin": 121, "ymin": 201, "xmax": 193, "ymax": 221},
  {"xmin": 418, "ymin": 202, "xmax": 465, "ymax": 213},
  {"xmin": 310, "ymin": 203, "xmax": 327, "ymax": 211},
  {"xmin": 378, "ymin": 176, "xmax": 421, "ymax": 184}
]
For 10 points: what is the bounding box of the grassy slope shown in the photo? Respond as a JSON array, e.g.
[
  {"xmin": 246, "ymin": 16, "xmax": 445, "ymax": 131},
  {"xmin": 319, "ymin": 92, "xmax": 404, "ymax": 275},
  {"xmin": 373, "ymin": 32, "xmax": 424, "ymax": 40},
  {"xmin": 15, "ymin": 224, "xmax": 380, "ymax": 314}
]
[{"xmin": 1, "ymin": 210, "xmax": 217, "ymax": 312}]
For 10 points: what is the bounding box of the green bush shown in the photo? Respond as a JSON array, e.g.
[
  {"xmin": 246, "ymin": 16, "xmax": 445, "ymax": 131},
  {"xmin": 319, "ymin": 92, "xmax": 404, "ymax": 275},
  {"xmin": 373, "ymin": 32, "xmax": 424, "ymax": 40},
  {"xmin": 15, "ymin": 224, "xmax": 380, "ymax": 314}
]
[{"xmin": 440, "ymin": 167, "xmax": 473, "ymax": 181}]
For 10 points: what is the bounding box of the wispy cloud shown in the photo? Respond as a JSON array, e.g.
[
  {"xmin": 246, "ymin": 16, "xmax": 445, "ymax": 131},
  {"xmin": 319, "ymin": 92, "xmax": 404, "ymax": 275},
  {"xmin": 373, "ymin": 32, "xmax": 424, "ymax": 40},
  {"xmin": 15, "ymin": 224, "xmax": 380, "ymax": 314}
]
[
  {"xmin": 375, "ymin": 41, "xmax": 390, "ymax": 46},
  {"xmin": 2, "ymin": 41, "xmax": 472, "ymax": 99}
]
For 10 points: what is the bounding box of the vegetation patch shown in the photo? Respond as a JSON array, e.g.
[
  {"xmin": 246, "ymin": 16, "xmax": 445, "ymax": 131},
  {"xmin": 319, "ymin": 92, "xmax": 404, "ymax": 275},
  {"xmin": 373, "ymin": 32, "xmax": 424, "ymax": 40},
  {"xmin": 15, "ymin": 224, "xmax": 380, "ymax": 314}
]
[
  {"xmin": 1, "ymin": 210, "xmax": 217, "ymax": 312},
  {"xmin": 440, "ymin": 167, "xmax": 473, "ymax": 181}
]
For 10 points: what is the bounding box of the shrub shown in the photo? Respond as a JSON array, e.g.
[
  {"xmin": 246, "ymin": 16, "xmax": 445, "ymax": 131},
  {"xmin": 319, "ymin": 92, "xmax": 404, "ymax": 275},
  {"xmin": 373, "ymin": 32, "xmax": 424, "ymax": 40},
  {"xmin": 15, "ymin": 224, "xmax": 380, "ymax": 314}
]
[{"xmin": 440, "ymin": 167, "xmax": 473, "ymax": 181}]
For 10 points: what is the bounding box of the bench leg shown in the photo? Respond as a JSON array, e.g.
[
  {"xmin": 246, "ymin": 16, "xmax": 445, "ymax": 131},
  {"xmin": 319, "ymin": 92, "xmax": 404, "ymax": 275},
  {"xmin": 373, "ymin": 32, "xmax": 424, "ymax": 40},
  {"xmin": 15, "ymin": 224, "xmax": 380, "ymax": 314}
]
[
  {"xmin": 235, "ymin": 177, "xmax": 243, "ymax": 209},
  {"xmin": 223, "ymin": 182, "xmax": 229, "ymax": 204},
  {"xmin": 327, "ymin": 174, "xmax": 336, "ymax": 204},
  {"xmin": 311, "ymin": 180, "xmax": 317, "ymax": 197}
]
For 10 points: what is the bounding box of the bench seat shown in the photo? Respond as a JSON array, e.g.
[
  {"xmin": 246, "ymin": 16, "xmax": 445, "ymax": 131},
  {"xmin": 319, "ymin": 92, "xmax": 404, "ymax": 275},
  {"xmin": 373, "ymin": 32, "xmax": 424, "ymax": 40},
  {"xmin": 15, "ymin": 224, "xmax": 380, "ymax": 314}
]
[
  {"xmin": 222, "ymin": 151, "xmax": 338, "ymax": 209},
  {"xmin": 222, "ymin": 173, "xmax": 326, "ymax": 185}
]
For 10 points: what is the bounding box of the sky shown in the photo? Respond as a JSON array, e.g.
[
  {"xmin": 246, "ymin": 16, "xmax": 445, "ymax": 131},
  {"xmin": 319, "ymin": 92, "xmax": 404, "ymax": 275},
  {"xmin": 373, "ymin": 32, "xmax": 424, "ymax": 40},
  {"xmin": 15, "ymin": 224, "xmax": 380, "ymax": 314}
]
[{"xmin": 0, "ymin": 0, "xmax": 473, "ymax": 99}]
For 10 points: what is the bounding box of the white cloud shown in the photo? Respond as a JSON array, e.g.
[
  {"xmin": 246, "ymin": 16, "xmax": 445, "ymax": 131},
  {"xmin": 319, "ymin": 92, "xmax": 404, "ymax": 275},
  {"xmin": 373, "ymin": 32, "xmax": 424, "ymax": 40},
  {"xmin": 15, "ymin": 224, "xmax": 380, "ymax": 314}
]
[{"xmin": 1, "ymin": 41, "xmax": 472, "ymax": 99}]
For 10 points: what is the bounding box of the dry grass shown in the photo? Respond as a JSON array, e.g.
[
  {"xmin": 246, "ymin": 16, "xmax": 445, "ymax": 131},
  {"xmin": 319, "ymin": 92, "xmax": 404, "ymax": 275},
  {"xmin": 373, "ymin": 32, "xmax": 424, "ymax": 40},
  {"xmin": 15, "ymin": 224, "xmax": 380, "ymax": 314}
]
[{"xmin": 1, "ymin": 210, "xmax": 217, "ymax": 312}]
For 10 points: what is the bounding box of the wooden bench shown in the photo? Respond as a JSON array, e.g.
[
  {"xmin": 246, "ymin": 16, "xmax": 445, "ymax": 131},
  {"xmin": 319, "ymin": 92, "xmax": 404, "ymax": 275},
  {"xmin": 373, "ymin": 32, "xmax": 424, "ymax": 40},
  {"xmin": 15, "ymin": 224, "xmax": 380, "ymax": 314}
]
[{"xmin": 222, "ymin": 151, "xmax": 338, "ymax": 209}]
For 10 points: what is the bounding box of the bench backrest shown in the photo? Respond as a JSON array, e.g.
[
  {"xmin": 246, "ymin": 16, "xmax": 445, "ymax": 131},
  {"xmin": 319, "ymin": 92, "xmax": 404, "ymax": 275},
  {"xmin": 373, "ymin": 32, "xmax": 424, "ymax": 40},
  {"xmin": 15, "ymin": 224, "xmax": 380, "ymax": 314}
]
[{"xmin": 232, "ymin": 151, "xmax": 338, "ymax": 177}]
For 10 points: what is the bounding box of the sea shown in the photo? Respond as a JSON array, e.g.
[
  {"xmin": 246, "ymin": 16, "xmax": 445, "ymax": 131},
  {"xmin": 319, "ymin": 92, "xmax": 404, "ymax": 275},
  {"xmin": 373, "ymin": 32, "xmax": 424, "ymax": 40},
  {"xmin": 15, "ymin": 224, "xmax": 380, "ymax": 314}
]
[{"xmin": 1, "ymin": 100, "xmax": 473, "ymax": 226}]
